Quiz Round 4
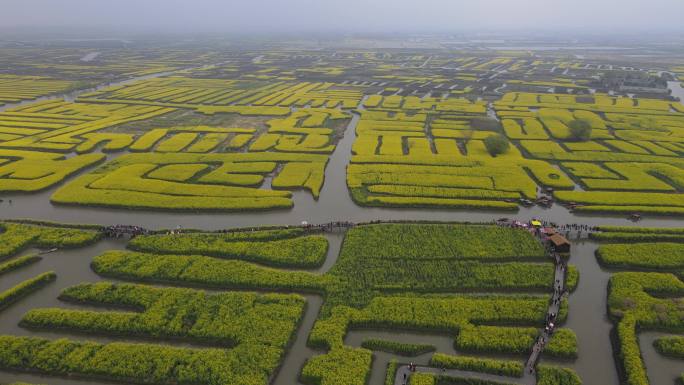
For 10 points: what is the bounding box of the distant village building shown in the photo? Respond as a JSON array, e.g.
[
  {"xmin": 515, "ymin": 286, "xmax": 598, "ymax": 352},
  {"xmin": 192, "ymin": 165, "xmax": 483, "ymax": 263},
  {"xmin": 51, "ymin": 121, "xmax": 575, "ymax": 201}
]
[{"xmin": 601, "ymin": 71, "xmax": 669, "ymax": 94}]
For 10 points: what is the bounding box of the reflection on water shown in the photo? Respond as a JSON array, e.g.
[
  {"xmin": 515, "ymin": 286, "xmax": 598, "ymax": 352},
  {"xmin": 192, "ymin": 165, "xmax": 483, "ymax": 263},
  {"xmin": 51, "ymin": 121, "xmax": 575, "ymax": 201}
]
[{"xmin": 640, "ymin": 332, "xmax": 684, "ymax": 385}]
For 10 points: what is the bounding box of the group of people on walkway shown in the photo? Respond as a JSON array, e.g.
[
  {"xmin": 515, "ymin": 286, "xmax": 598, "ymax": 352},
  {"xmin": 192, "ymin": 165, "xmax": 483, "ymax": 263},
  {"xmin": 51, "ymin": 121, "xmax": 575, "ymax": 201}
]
[
  {"xmin": 302, "ymin": 221, "xmax": 355, "ymax": 232},
  {"xmin": 555, "ymin": 223, "xmax": 597, "ymax": 238},
  {"xmin": 102, "ymin": 221, "xmax": 359, "ymax": 239},
  {"xmin": 528, "ymin": 332, "xmax": 550, "ymax": 374},
  {"xmin": 555, "ymin": 223, "xmax": 597, "ymax": 232},
  {"xmin": 529, "ymin": 311, "xmax": 558, "ymax": 374},
  {"xmin": 550, "ymin": 254, "xmax": 567, "ymax": 312},
  {"xmin": 102, "ymin": 224, "xmax": 148, "ymax": 238},
  {"xmin": 401, "ymin": 363, "xmax": 418, "ymax": 385},
  {"xmin": 497, "ymin": 218, "xmax": 600, "ymax": 241},
  {"xmin": 552, "ymin": 286, "xmax": 565, "ymax": 305},
  {"xmin": 526, "ymin": 248, "xmax": 568, "ymax": 376},
  {"xmin": 536, "ymin": 220, "xmax": 599, "ymax": 233}
]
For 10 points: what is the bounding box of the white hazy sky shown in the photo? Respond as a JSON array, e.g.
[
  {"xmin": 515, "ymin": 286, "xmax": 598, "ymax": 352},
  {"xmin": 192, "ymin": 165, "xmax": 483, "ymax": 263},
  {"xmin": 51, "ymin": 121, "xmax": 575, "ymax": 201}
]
[{"xmin": 2, "ymin": 0, "xmax": 683, "ymax": 34}]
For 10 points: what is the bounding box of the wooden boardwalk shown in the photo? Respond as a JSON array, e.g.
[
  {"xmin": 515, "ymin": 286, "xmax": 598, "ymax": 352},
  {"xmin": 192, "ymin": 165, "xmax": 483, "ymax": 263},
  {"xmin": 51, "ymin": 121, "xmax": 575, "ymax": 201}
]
[
  {"xmin": 395, "ymin": 229, "xmax": 572, "ymax": 385},
  {"xmin": 525, "ymin": 251, "xmax": 567, "ymax": 373}
]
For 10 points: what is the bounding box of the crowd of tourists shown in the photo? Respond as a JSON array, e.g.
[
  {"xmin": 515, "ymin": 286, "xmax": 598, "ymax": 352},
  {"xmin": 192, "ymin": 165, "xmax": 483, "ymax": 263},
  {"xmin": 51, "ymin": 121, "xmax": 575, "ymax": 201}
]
[
  {"xmin": 495, "ymin": 218, "xmax": 600, "ymax": 240},
  {"xmin": 102, "ymin": 224, "xmax": 148, "ymax": 238},
  {"xmin": 301, "ymin": 221, "xmax": 355, "ymax": 232},
  {"xmin": 542, "ymin": 221, "xmax": 598, "ymax": 232}
]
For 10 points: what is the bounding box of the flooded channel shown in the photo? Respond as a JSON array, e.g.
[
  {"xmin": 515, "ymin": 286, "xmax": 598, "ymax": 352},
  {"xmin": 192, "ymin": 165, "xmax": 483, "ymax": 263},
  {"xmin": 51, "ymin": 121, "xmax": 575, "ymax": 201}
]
[{"xmin": 640, "ymin": 332, "xmax": 684, "ymax": 385}]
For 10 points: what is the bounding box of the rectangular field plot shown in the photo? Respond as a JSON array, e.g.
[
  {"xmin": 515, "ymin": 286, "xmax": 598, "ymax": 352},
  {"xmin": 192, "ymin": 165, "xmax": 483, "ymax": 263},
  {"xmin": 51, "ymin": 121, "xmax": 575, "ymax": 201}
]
[
  {"xmin": 0, "ymin": 83, "xmax": 349, "ymax": 206},
  {"xmin": 51, "ymin": 152, "xmax": 329, "ymax": 210},
  {"xmin": 0, "ymin": 75, "xmax": 79, "ymax": 106},
  {"xmin": 9, "ymin": 283, "xmax": 305, "ymax": 385},
  {"xmin": 493, "ymin": 92, "xmax": 684, "ymax": 215},
  {"xmin": 303, "ymin": 223, "xmax": 579, "ymax": 385},
  {"xmin": 81, "ymin": 76, "xmax": 364, "ymax": 109},
  {"xmin": 0, "ymin": 100, "xmax": 174, "ymax": 152},
  {"xmin": 347, "ymin": 86, "xmax": 684, "ymax": 216},
  {"xmin": 0, "ymin": 46, "xmax": 230, "ymax": 83},
  {"xmin": 0, "ymin": 219, "xmax": 580, "ymax": 385},
  {"xmin": 84, "ymin": 223, "xmax": 579, "ymax": 384},
  {"xmin": 348, "ymin": 101, "xmax": 575, "ymax": 210},
  {"xmin": 0, "ymin": 222, "xmax": 324, "ymax": 385},
  {"xmin": 0, "ymin": 149, "xmax": 104, "ymax": 192},
  {"xmin": 3, "ymin": 47, "xmax": 684, "ymax": 217},
  {"xmin": 591, "ymin": 228, "xmax": 684, "ymax": 385}
]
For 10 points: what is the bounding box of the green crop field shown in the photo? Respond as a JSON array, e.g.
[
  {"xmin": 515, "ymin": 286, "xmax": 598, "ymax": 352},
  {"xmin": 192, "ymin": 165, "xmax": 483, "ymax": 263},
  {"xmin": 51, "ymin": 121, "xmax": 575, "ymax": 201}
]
[
  {"xmin": 0, "ymin": 221, "xmax": 581, "ymax": 385},
  {"xmin": 592, "ymin": 228, "xmax": 684, "ymax": 385},
  {"xmin": 2, "ymin": 33, "xmax": 684, "ymax": 385}
]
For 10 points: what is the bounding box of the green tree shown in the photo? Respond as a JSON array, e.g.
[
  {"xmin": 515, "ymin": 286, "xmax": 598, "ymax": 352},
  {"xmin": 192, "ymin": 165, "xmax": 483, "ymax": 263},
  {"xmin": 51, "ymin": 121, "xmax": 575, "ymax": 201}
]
[
  {"xmin": 462, "ymin": 129, "xmax": 474, "ymax": 147},
  {"xmin": 568, "ymin": 119, "xmax": 592, "ymax": 141},
  {"xmin": 484, "ymin": 134, "xmax": 510, "ymax": 156}
]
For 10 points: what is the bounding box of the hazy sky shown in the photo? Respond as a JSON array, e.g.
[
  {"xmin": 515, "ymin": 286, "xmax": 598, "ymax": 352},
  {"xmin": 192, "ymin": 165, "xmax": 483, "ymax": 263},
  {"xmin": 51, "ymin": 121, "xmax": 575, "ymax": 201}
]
[{"xmin": 3, "ymin": 0, "xmax": 684, "ymax": 34}]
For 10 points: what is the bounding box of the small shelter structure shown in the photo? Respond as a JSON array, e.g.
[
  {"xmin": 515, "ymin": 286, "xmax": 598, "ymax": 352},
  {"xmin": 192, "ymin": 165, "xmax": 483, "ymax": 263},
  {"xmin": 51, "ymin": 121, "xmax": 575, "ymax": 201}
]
[{"xmin": 548, "ymin": 233, "xmax": 571, "ymax": 253}]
